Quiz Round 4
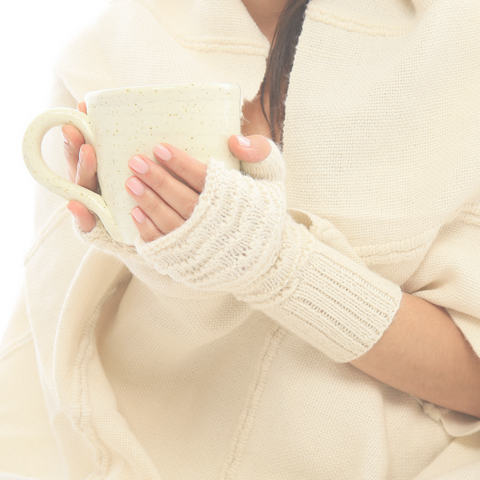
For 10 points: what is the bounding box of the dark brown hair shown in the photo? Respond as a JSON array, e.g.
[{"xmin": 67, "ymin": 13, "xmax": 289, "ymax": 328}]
[{"xmin": 259, "ymin": 0, "xmax": 310, "ymax": 147}]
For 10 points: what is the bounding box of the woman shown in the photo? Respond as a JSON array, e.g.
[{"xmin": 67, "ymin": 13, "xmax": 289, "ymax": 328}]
[{"xmin": 1, "ymin": 0, "xmax": 479, "ymax": 478}]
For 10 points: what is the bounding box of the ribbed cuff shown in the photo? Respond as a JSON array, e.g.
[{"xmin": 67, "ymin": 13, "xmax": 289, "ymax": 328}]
[{"xmin": 238, "ymin": 217, "xmax": 403, "ymax": 363}]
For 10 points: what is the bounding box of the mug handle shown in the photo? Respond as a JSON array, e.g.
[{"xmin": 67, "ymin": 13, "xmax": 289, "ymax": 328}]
[{"xmin": 22, "ymin": 108, "xmax": 123, "ymax": 243}]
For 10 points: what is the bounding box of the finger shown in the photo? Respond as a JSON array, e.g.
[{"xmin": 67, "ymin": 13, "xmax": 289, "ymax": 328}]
[
  {"xmin": 61, "ymin": 101, "xmax": 87, "ymax": 182},
  {"xmin": 125, "ymin": 176, "xmax": 186, "ymax": 235},
  {"xmin": 152, "ymin": 143, "xmax": 207, "ymax": 193},
  {"xmin": 75, "ymin": 144, "xmax": 99, "ymax": 192},
  {"xmin": 78, "ymin": 101, "xmax": 87, "ymax": 114},
  {"xmin": 67, "ymin": 201, "xmax": 96, "ymax": 233},
  {"xmin": 62, "ymin": 125, "xmax": 86, "ymax": 182},
  {"xmin": 131, "ymin": 207, "xmax": 164, "ymax": 243},
  {"xmin": 128, "ymin": 154, "xmax": 200, "ymax": 220},
  {"xmin": 228, "ymin": 134, "xmax": 272, "ymax": 163},
  {"xmin": 231, "ymin": 134, "xmax": 285, "ymax": 182}
]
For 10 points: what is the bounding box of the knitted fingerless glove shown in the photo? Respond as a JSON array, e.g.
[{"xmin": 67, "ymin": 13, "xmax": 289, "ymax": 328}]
[
  {"xmin": 134, "ymin": 140, "xmax": 403, "ymax": 362},
  {"xmin": 74, "ymin": 140, "xmax": 403, "ymax": 362},
  {"xmin": 135, "ymin": 156, "xmax": 287, "ymax": 291}
]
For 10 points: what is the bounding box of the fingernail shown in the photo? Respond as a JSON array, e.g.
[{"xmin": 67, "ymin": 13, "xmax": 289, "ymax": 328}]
[
  {"xmin": 235, "ymin": 135, "xmax": 251, "ymax": 147},
  {"xmin": 62, "ymin": 130, "xmax": 70, "ymax": 145},
  {"xmin": 79, "ymin": 145, "xmax": 85, "ymax": 164},
  {"xmin": 126, "ymin": 177, "xmax": 145, "ymax": 196},
  {"xmin": 154, "ymin": 144, "xmax": 172, "ymax": 161},
  {"xmin": 129, "ymin": 155, "xmax": 149, "ymax": 174},
  {"xmin": 132, "ymin": 207, "xmax": 146, "ymax": 223},
  {"xmin": 68, "ymin": 208, "xmax": 79, "ymax": 223}
]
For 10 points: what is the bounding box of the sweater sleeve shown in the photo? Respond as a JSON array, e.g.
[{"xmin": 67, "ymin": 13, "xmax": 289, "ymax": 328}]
[{"xmin": 69, "ymin": 133, "xmax": 480, "ymax": 436}]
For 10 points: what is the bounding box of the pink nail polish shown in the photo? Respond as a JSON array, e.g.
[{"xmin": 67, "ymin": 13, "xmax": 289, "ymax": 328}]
[
  {"xmin": 68, "ymin": 208, "xmax": 79, "ymax": 223},
  {"xmin": 126, "ymin": 177, "xmax": 145, "ymax": 196},
  {"xmin": 79, "ymin": 145, "xmax": 85, "ymax": 164},
  {"xmin": 61, "ymin": 130, "xmax": 69, "ymax": 145},
  {"xmin": 235, "ymin": 135, "xmax": 251, "ymax": 147},
  {"xmin": 129, "ymin": 155, "xmax": 149, "ymax": 174},
  {"xmin": 154, "ymin": 144, "xmax": 172, "ymax": 161},
  {"xmin": 132, "ymin": 207, "xmax": 146, "ymax": 223}
]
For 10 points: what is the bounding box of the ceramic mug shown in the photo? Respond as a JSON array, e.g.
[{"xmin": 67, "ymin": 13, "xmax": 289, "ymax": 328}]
[{"xmin": 23, "ymin": 83, "xmax": 241, "ymax": 245}]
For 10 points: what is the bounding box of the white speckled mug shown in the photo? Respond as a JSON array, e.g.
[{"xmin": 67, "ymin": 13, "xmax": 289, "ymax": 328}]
[{"xmin": 23, "ymin": 83, "xmax": 241, "ymax": 245}]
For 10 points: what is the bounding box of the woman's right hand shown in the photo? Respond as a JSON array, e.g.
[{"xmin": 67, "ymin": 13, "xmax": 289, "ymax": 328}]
[{"xmin": 61, "ymin": 101, "xmax": 98, "ymax": 233}]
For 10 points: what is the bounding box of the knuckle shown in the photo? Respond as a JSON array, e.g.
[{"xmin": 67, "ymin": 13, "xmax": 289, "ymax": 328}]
[
  {"xmin": 143, "ymin": 229, "xmax": 156, "ymax": 242},
  {"xmin": 149, "ymin": 197, "xmax": 164, "ymax": 218},
  {"xmin": 63, "ymin": 143, "xmax": 75, "ymax": 161},
  {"xmin": 71, "ymin": 131, "xmax": 85, "ymax": 147},
  {"xmin": 64, "ymin": 126, "xmax": 84, "ymax": 148},
  {"xmin": 142, "ymin": 192, "xmax": 165, "ymax": 218},
  {"xmin": 184, "ymin": 194, "xmax": 199, "ymax": 218},
  {"xmin": 150, "ymin": 167, "xmax": 167, "ymax": 191},
  {"xmin": 143, "ymin": 230, "xmax": 161, "ymax": 243},
  {"xmin": 162, "ymin": 216, "xmax": 184, "ymax": 235},
  {"xmin": 175, "ymin": 158, "xmax": 188, "ymax": 179}
]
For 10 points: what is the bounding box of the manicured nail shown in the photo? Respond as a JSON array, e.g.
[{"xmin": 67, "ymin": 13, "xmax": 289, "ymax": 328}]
[
  {"xmin": 68, "ymin": 208, "xmax": 79, "ymax": 223},
  {"xmin": 129, "ymin": 155, "xmax": 149, "ymax": 174},
  {"xmin": 154, "ymin": 144, "xmax": 172, "ymax": 161},
  {"xmin": 61, "ymin": 130, "xmax": 70, "ymax": 145},
  {"xmin": 126, "ymin": 177, "xmax": 145, "ymax": 196},
  {"xmin": 79, "ymin": 145, "xmax": 85, "ymax": 164},
  {"xmin": 132, "ymin": 207, "xmax": 146, "ymax": 223},
  {"xmin": 235, "ymin": 135, "xmax": 251, "ymax": 147}
]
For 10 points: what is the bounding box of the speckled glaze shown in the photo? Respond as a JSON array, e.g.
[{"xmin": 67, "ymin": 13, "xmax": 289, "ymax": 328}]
[{"xmin": 23, "ymin": 83, "xmax": 242, "ymax": 245}]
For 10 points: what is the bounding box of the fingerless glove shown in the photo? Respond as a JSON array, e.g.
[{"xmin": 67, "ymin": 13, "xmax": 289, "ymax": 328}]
[{"xmin": 75, "ymin": 140, "xmax": 403, "ymax": 362}]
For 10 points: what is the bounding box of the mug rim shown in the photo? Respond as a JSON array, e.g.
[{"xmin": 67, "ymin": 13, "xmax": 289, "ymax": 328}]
[{"xmin": 85, "ymin": 83, "xmax": 241, "ymax": 102}]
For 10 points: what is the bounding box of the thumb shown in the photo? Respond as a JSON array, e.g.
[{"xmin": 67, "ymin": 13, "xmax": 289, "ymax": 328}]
[
  {"xmin": 228, "ymin": 134, "xmax": 272, "ymax": 164},
  {"xmin": 229, "ymin": 134, "xmax": 286, "ymax": 183}
]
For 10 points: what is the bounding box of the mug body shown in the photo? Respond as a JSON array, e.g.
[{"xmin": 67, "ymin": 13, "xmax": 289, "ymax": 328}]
[{"xmin": 85, "ymin": 83, "xmax": 241, "ymax": 245}]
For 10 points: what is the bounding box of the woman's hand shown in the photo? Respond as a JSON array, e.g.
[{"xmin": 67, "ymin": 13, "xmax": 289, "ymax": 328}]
[
  {"xmin": 62, "ymin": 106, "xmax": 273, "ymax": 240},
  {"xmin": 125, "ymin": 135, "xmax": 272, "ymax": 243},
  {"xmin": 62, "ymin": 101, "xmax": 98, "ymax": 231}
]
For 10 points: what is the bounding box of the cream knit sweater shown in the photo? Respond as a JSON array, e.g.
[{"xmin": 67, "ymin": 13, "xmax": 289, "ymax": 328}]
[{"xmin": 1, "ymin": 0, "xmax": 480, "ymax": 478}]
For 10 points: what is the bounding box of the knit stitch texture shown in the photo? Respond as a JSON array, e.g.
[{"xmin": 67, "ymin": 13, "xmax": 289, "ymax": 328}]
[{"xmin": 2, "ymin": 0, "xmax": 480, "ymax": 478}]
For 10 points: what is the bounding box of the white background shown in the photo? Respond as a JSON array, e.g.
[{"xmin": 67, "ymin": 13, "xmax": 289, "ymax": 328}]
[{"xmin": 0, "ymin": 1, "xmax": 110, "ymax": 342}]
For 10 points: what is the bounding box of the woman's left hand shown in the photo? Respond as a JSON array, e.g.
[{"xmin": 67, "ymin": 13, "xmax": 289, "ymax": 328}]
[
  {"xmin": 126, "ymin": 134, "xmax": 272, "ymax": 243},
  {"xmin": 72, "ymin": 134, "xmax": 272, "ymax": 241}
]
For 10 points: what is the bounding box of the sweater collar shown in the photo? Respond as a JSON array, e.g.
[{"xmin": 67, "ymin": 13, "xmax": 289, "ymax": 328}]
[
  {"xmin": 135, "ymin": 0, "xmax": 431, "ymax": 49},
  {"xmin": 135, "ymin": 0, "xmax": 271, "ymax": 56}
]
